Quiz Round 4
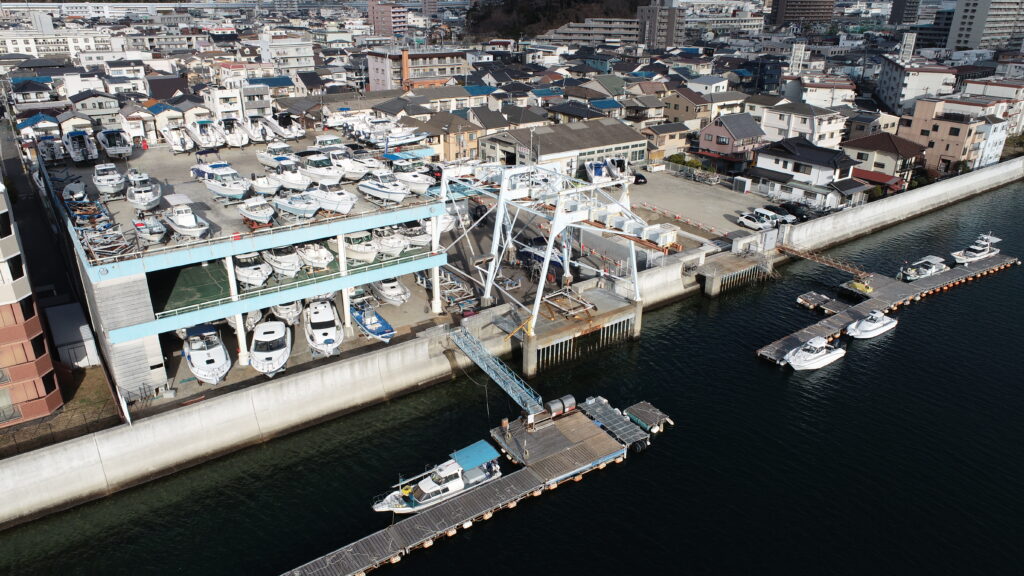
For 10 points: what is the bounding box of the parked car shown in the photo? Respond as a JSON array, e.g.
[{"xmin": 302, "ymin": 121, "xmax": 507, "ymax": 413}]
[
  {"xmin": 737, "ymin": 211, "xmax": 775, "ymax": 231},
  {"xmin": 633, "ymin": 173, "xmax": 647, "ymax": 185},
  {"xmin": 754, "ymin": 207, "xmax": 791, "ymax": 226},
  {"xmin": 779, "ymin": 202, "xmax": 821, "ymax": 222},
  {"xmin": 761, "ymin": 204, "xmax": 797, "ymax": 224}
]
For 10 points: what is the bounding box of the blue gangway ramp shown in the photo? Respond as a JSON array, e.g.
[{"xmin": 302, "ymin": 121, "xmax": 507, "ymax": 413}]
[{"xmin": 448, "ymin": 327, "xmax": 544, "ymax": 414}]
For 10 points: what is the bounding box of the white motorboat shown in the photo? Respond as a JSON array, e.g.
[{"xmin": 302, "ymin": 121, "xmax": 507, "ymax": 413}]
[
  {"xmin": 261, "ymin": 113, "xmax": 305, "ymax": 140},
  {"xmin": 605, "ymin": 156, "xmax": 629, "ymax": 179},
  {"xmin": 373, "ymin": 228, "xmax": 410, "ymax": 259},
  {"xmin": 240, "ymin": 115, "xmax": 272, "ymax": 143},
  {"xmin": 62, "ymin": 181, "xmax": 88, "ymax": 203},
  {"xmin": 162, "ymin": 194, "xmax": 210, "ymax": 239},
  {"xmin": 308, "ymin": 182, "xmax": 357, "ymax": 215},
  {"xmin": 397, "ymin": 222, "xmax": 431, "ymax": 247},
  {"xmin": 304, "ymin": 292, "xmax": 337, "ymax": 305},
  {"xmin": 266, "ymin": 159, "xmax": 313, "ymax": 191},
  {"xmin": 217, "ymin": 118, "xmax": 250, "ymax": 148},
  {"xmin": 358, "ymin": 170, "xmax": 410, "ymax": 205},
  {"xmin": 185, "ymin": 119, "xmax": 226, "ymax": 149},
  {"xmin": 897, "ymin": 255, "xmax": 950, "ymax": 282},
  {"xmin": 62, "ymin": 130, "xmax": 99, "ymax": 163},
  {"xmin": 261, "ymin": 245, "xmax": 302, "ymax": 277},
  {"xmin": 420, "ymin": 213, "xmax": 456, "ymax": 235},
  {"xmin": 371, "ymin": 277, "xmax": 411, "ymax": 306},
  {"xmin": 350, "ymin": 148, "xmax": 385, "ymax": 171},
  {"xmin": 584, "ymin": 160, "xmax": 613, "ymax": 185},
  {"xmin": 161, "ymin": 125, "xmax": 195, "ymax": 154},
  {"xmin": 295, "ymin": 151, "xmax": 344, "ymax": 185},
  {"xmin": 329, "ymin": 230, "xmax": 378, "ymax": 262},
  {"xmin": 235, "ymin": 252, "xmax": 273, "ymax": 288},
  {"xmin": 272, "ymin": 193, "xmax": 320, "ymax": 219},
  {"xmin": 391, "ymin": 160, "xmax": 436, "ymax": 194},
  {"xmin": 846, "ymin": 310, "xmax": 898, "ymax": 339},
  {"xmin": 238, "ymin": 197, "xmax": 275, "ymax": 224},
  {"xmin": 95, "ymin": 129, "xmax": 132, "ymax": 159},
  {"xmin": 951, "ymin": 233, "xmax": 1001, "ymax": 265},
  {"xmin": 182, "ymin": 325, "xmax": 231, "ymax": 385},
  {"xmin": 372, "ymin": 440, "xmax": 502, "ymax": 514},
  {"xmin": 303, "ymin": 299, "xmax": 342, "ymax": 356},
  {"xmin": 251, "ymin": 175, "xmax": 281, "ymax": 196},
  {"xmin": 226, "ymin": 309, "xmax": 263, "ymax": 332},
  {"xmin": 312, "ymin": 134, "xmax": 345, "ymax": 149},
  {"xmin": 191, "ymin": 161, "xmax": 251, "ymax": 200},
  {"xmin": 324, "ymin": 147, "xmax": 370, "ymax": 181},
  {"xmin": 271, "ymin": 301, "xmax": 303, "ymax": 325},
  {"xmin": 296, "ymin": 243, "xmax": 335, "ymax": 269},
  {"xmin": 783, "ymin": 336, "xmax": 846, "ymax": 371},
  {"xmin": 131, "ymin": 215, "xmax": 167, "ymax": 245},
  {"xmin": 249, "ymin": 321, "xmax": 291, "ymax": 377},
  {"xmin": 256, "ymin": 142, "xmax": 297, "ymax": 168},
  {"xmin": 91, "ymin": 163, "xmax": 126, "ymax": 198},
  {"xmin": 37, "ymin": 137, "xmax": 66, "ymax": 163},
  {"xmin": 125, "ymin": 169, "xmax": 162, "ymax": 211}
]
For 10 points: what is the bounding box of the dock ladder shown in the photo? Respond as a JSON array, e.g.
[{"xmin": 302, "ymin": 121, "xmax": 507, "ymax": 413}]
[{"xmin": 448, "ymin": 327, "xmax": 544, "ymax": 415}]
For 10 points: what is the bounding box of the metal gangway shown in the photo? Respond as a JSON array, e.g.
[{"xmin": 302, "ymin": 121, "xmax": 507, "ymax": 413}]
[{"xmin": 448, "ymin": 327, "xmax": 544, "ymax": 415}]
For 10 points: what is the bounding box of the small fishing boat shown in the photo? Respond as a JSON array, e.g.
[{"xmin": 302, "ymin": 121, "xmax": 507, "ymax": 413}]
[
  {"xmin": 846, "ymin": 310, "xmax": 898, "ymax": 339},
  {"xmin": 372, "ymin": 440, "xmax": 502, "ymax": 514},
  {"xmin": 95, "ymin": 129, "xmax": 132, "ymax": 159},
  {"xmin": 266, "ymin": 159, "xmax": 313, "ymax": 191},
  {"xmin": 783, "ymin": 336, "xmax": 846, "ymax": 371},
  {"xmin": 358, "ymin": 170, "xmax": 409, "ymax": 205},
  {"xmin": 261, "ymin": 245, "xmax": 302, "ymax": 278},
  {"xmin": 261, "ymin": 112, "xmax": 305, "ymax": 140},
  {"xmin": 162, "ymin": 194, "xmax": 210, "ymax": 239},
  {"xmin": 397, "ymin": 222, "xmax": 432, "ymax": 247},
  {"xmin": 37, "ymin": 137, "xmax": 66, "ymax": 163},
  {"xmin": 251, "ymin": 175, "xmax": 281, "ymax": 196},
  {"xmin": 191, "ymin": 160, "xmax": 251, "ymax": 200},
  {"xmin": 226, "ymin": 309, "xmax": 263, "ymax": 333},
  {"xmin": 295, "ymin": 151, "xmax": 344, "ymax": 185},
  {"xmin": 324, "ymin": 147, "xmax": 370, "ymax": 181},
  {"xmin": 308, "ymin": 182, "xmax": 357, "ymax": 214},
  {"xmin": 304, "ymin": 292, "xmax": 337, "ymax": 305},
  {"xmin": 249, "ymin": 321, "xmax": 291, "ymax": 377},
  {"xmin": 373, "ymin": 228, "xmax": 410, "ymax": 258},
  {"xmin": 240, "ymin": 115, "xmax": 272, "ymax": 143},
  {"xmin": 391, "ymin": 159, "xmax": 436, "ymax": 194},
  {"xmin": 329, "ymin": 230, "xmax": 379, "ymax": 262},
  {"xmin": 272, "ymin": 192, "xmax": 320, "ymax": 219},
  {"xmin": 296, "ymin": 243, "xmax": 335, "ymax": 269},
  {"xmin": 350, "ymin": 148, "xmax": 385, "ymax": 170},
  {"xmin": 92, "ymin": 163, "xmax": 126, "ymax": 197},
  {"xmin": 234, "ymin": 252, "xmax": 273, "ymax": 288},
  {"xmin": 311, "ymin": 134, "xmax": 345, "ymax": 149},
  {"xmin": 185, "ymin": 119, "xmax": 226, "ymax": 149},
  {"xmin": 371, "ymin": 277, "xmax": 411, "ymax": 306},
  {"xmin": 62, "ymin": 181, "xmax": 88, "ymax": 203},
  {"xmin": 605, "ymin": 156, "xmax": 629, "ymax": 179},
  {"xmin": 351, "ymin": 300, "xmax": 396, "ymax": 343},
  {"xmin": 951, "ymin": 233, "xmax": 1001, "ymax": 265},
  {"xmin": 256, "ymin": 142, "xmax": 297, "ymax": 168},
  {"xmin": 237, "ymin": 197, "xmax": 275, "ymax": 224},
  {"xmin": 303, "ymin": 299, "xmax": 342, "ymax": 356},
  {"xmin": 897, "ymin": 255, "xmax": 950, "ymax": 282},
  {"xmin": 420, "ymin": 213, "xmax": 456, "ymax": 235},
  {"xmin": 131, "ymin": 215, "xmax": 167, "ymax": 245},
  {"xmin": 182, "ymin": 325, "xmax": 231, "ymax": 385},
  {"xmin": 271, "ymin": 300, "xmax": 303, "ymax": 325},
  {"xmin": 62, "ymin": 130, "xmax": 99, "ymax": 163},
  {"xmin": 161, "ymin": 124, "xmax": 195, "ymax": 154},
  {"xmin": 217, "ymin": 118, "xmax": 249, "ymax": 148},
  {"xmin": 584, "ymin": 160, "xmax": 613, "ymax": 185},
  {"xmin": 125, "ymin": 169, "xmax": 162, "ymax": 211}
]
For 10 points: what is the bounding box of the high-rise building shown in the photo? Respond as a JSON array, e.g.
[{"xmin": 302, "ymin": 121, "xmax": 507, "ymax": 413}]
[
  {"xmin": 637, "ymin": 0, "xmax": 764, "ymax": 49},
  {"xmin": 946, "ymin": 0, "xmax": 1024, "ymax": 50},
  {"xmin": 889, "ymin": 0, "xmax": 921, "ymax": 25},
  {"xmin": 766, "ymin": 0, "xmax": 836, "ymax": 27},
  {"xmin": 0, "ymin": 184, "xmax": 62, "ymax": 429},
  {"xmin": 369, "ymin": 0, "xmax": 408, "ymax": 38}
]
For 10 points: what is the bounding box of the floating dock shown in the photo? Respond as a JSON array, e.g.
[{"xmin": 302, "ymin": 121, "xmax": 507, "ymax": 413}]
[
  {"xmin": 758, "ymin": 255, "xmax": 1019, "ymax": 364},
  {"xmin": 283, "ymin": 398, "xmax": 670, "ymax": 576}
]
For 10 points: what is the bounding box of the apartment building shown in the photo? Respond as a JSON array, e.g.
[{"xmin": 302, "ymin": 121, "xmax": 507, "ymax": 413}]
[
  {"xmin": 368, "ymin": 0, "xmax": 408, "ymax": 37},
  {"xmin": 946, "ymin": 0, "xmax": 1024, "ymax": 50},
  {"xmin": 782, "ymin": 74, "xmax": 857, "ymax": 109},
  {"xmin": 366, "ymin": 48, "xmax": 468, "ymax": 92},
  {"xmin": 111, "ymin": 33, "xmax": 206, "ymax": 54},
  {"xmin": 766, "ymin": 0, "xmax": 836, "ymax": 26},
  {"xmin": 0, "ymin": 30, "xmax": 112, "ymax": 59},
  {"xmin": 896, "ymin": 98, "xmax": 987, "ymax": 175},
  {"xmin": 637, "ymin": 0, "xmax": 763, "ymax": 49},
  {"xmin": 537, "ymin": 18, "xmax": 641, "ymax": 47},
  {"xmin": 840, "ymin": 132, "xmax": 925, "ymax": 189},
  {"xmin": 257, "ymin": 32, "xmax": 315, "ymax": 78},
  {"xmin": 761, "ymin": 102, "xmax": 846, "ymax": 149},
  {"xmin": 0, "ymin": 184, "xmax": 61, "ymax": 429},
  {"xmin": 876, "ymin": 55, "xmax": 956, "ymax": 114}
]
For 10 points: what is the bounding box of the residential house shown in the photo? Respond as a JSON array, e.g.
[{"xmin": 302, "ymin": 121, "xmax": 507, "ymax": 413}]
[
  {"xmin": 896, "ymin": 98, "xmax": 989, "ymax": 175},
  {"xmin": 743, "ymin": 94, "xmax": 790, "ymax": 123},
  {"xmin": 371, "ymin": 98, "xmax": 434, "ymax": 121},
  {"xmin": 840, "ymin": 132, "xmax": 926, "ymax": 192},
  {"xmin": 56, "ymin": 110, "xmax": 92, "ymax": 136},
  {"xmin": 782, "ymin": 74, "xmax": 857, "ymax": 108},
  {"xmin": 548, "ymin": 101, "xmax": 606, "ymax": 124},
  {"xmin": 620, "ymin": 95, "xmax": 665, "ymax": 129},
  {"xmin": 748, "ymin": 137, "xmax": 870, "ymax": 208},
  {"xmin": 502, "ymin": 105, "xmax": 550, "ymax": 130},
  {"xmin": 466, "ymin": 106, "xmax": 510, "ymax": 135},
  {"xmin": 146, "ymin": 75, "xmax": 188, "ymax": 100},
  {"xmin": 69, "ymin": 89, "xmax": 121, "ymax": 128},
  {"xmin": 876, "ymin": 55, "xmax": 956, "ymax": 114},
  {"xmin": 937, "ymin": 92, "xmax": 1024, "ymax": 137},
  {"xmin": 590, "ymin": 99, "xmax": 625, "ymax": 119},
  {"xmin": 247, "ymin": 76, "xmax": 300, "ymax": 99},
  {"xmin": 148, "ymin": 102, "xmax": 186, "ymax": 141},
  {"xmin": 11, "ymin": 80, "xmax": 56, "ymax": 105},
  {"xmin": 694, "ymin": 113, "xmax": 766, "ymax": 173},
  {"xmin": 117, "ymin": 103, "xmax": 156, "ymax": 145},
  {"xmin": 405, "ymin": 86, "xmax": 488, "ymax": 112},
  {"xmin": 846, "ymin": 110, "xmax": 900, "ymax": 139},
  {"xmin": 16, "ymin": 113, "xmax": 59, "ymax": 140},
  {"xmin": 705, "ymin": 91, "xmax": 748, "ymax": 119},
  {"xmin": 975, "ymin": 115, "xmax": 1008, "ymax": 169},
  {"xmin": 686, "ymin": 75, "xmax": 728, "ymax": 95},
  {"xmin": 398, "ymin": 112, "xmax": 484, "ymax": 162},
  {"xmin": 761, "ymin": 102, "xmax": 846, "ymax": 149},
  {"xmin": 662, "ymin": 87, "xmax": 710, "ymax": 128},
  {"xmin": 641, "ymin": 122, "xmax": 689, "ymax": 161}
]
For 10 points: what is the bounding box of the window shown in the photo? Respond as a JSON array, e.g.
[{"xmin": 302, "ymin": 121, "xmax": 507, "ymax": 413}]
[
  {"xmin": 928, "ymin": 141, "xmax": 935, "ymax": 148},
  {"xmin": 873, "ymin": 162, "xmax": 885, "ymax": 169},
  {"xmin": 716, "ymin": 136, "xmax": 729, "ymax": 145},
  {"xmin": 932, "ymin": 124, "xmax": 939, "ymax": 132},
  {"xmin": 31, "ymin": 334, "xmax": 46, "ymax": 358},
  {"xmin": 856, "ymin": 152, "xmax": 869, "ymax": 160},
  {"xmin": 949, "ymin": 127, "xmax": 960, "ymax": 136},
  {"xmin": 7, "ymin": 255, "xmax": 23, "ymax": 281},
  {"xmin": 920, "ymin": 129, "xmax": 930, "ymax": 136},
  {"xmin": 20, "ymin": 297, "xmax": 34, "ymax": 321},
  {"xmin": 0, "ymin": 212, "xmax": 10, "ymax": 238},
  {"xmin": 778, "ymin": 114, "xmax": 787, "ymax": 120},
  {"xmin": 800, "ymin": 117, "xmax": 808, "ymax": 125},
  {"xmin": 704, "ymin": 133, "xmax": 712, "ymax": 141}
]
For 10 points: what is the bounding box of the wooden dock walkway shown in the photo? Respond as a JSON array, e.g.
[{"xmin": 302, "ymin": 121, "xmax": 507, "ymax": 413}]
[{"xmin": 758, "ymin": 255, "xmax": 1019, "ymax": 364}]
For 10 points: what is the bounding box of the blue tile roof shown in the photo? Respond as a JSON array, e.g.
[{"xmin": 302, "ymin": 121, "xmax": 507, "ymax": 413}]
[
  {"xmin": 591, "ymin": 98, "xmax": 623, "ymax": 110},
  {"xmin": 16, "ymin": 113, "xmax": 57, "ymax": 130},
  {"xmin": 464, "ymin": 85, "xmax": 497, "ymax": 96},
  {"xmin": 248, "ymin": 76, "xmax": 294, "ymax": 88},
  {"xmin": 147, "ymin": 102, "xmax": 181, "ymax": 115},
  {"xmin": 531, "ymin": 87, "xmax": 563, "ymax": 97}
]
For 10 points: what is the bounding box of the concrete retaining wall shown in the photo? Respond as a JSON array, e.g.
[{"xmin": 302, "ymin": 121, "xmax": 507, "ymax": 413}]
[
  {"xmin": 0, "ymin": 307, "xmax": 514, "ymax": 530},
  {"xmin": 782, "ymin": 157, "xmax": 1024, "ymax": 251}
]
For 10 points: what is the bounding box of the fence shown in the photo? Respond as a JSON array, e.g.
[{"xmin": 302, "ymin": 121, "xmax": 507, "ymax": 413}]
[{"xmin": 0, "ymin": 400, "xmax": 121, "ymax": 460}]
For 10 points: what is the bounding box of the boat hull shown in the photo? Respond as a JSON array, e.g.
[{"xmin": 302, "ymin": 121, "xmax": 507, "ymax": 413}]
[
  {"xmin": 846, "ymin": 318, "xmax": 898, "ymax": 339},
  {"xmin": 788, "ymin": 348, "xmax": 846, "ymax": 370}
]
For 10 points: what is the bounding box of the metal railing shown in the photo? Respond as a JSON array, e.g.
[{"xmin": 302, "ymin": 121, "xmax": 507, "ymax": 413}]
[{"xmin": 448, "ymin": 326, "xmax": 543, "ymax": 414}]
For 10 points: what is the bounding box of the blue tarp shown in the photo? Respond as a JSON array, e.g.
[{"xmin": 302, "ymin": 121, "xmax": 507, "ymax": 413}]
[
  {"xmin": 451, "ymin": 440, "xmax": 499, "ymax": 470},
  {"xmin": 382, "ymin": 149, "xmax": 434, "ymax": 160}
]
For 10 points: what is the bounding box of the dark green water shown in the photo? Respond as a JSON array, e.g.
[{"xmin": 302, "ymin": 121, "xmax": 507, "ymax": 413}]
[{"xmin": 2, "ymin": 184, "xmax": 1023, "ymax": 575}]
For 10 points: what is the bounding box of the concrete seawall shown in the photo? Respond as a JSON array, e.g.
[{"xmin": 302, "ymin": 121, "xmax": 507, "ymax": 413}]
[
  {"xmin": 782, "ymin": 157, "xmax": 1024, "ymax": 250},
  {"xmin": 0, "ymin": 309, "xmax": 513, "ymax": 530}
]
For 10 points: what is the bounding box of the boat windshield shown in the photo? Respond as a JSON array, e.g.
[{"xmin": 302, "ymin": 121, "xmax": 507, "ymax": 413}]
[
  {"xmin": 310, "ymin": 320, "xmax": 336, "ymax": 330},
  {"xmin": 96, "ymin": 166, "xmax": 116, "ymax": 177},
  {"xmin": 320, "ymin": 137, "xmax": 342, "ymax": 146},
  {"xmin": 188, "ymin": 334, "xmax": 219, "ymax": 351},
  {"xmin": 253, "ymin": 336, "xmax": 285, "ymax": 352},
  {"xmin": 378, "ymin": 173, "xmax": 397, "ymax": 183},
  {"xmin": 347, "ymin": 233, "xmax": 370, "ymax": 244},
  {"xmin": 319, "ymin": 183, "xmax": 343, "ymax": 193},
  {"xmin": 308, "ymin": 158, "xmax": 332, "ymax": 168},
  {"xmin": 281, "ymin": 163, "xmax": 298, "ymax": 173}
]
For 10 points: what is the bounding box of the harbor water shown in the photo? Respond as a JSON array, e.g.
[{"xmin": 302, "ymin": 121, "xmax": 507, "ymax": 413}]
[{"xmin": 2, "ymin": 183, "xmax": 1023, "ymax": 575}]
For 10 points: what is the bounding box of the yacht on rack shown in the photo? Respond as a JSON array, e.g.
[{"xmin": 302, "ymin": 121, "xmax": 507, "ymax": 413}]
[
  {"xmin": 311, "ymin": 134, "xmax": 345, "ymax": 149},
  {"xmin": 351, "ymin": 299, "xmax": 396, "ymax": 343},
  {"xmin": 271, "ymin": 301, "xmax": 303, "ymax": 325},
  {"xmin": 249, "ymin": 321, "xmax": 291, "ymax": 378},
  {"xmin": 323, "ymin": 146, "xmax": 371, "ymax": 181},
  {"xmin": 295, "ymin": 151, "xmax": 345, "ymax": 185},
  {"xmin": 846, "ymin": 310, "xmax": 898, "ymax": 339},
  {"xmin": 251, "ymin": 175, "xmax": 281, "ymax": 196},
  {"xmin": 226, "ymin": 310, "xmax": 263, "ymax": 332},
  {"xmin": 261, "ymin": 112, "xmax": 305, "ymax": 140},
  {"xmin": 162, "ymin": 194, "xmax": 210, "ymax": 239},
  {"xmin": 358, "ymin": 170, "xmax": 410, "ymax": 205},
  {"xmin": 240, "ymin": 115, "xmax": 271, "ymax": 143},
  {"xmin": 783, "ymin": 336, "xmax": 846, "ymax": 370},
  {"xmin": 261, "ymin": 245, "xmax": 302, "ymax": 278},
  {"xmin": 125, "ymin": 169, "xmax": 162, "ymax": 211},
  {"xmin": 329, "ymin": 230, "xmax": 378, "ymax": 262},
  {"xmin": 372, "ymin": 440, "xmax": 502, "ymax": 514},
  {"xmin": 951, "ymin": 233, "xmax": 1001, "ymax": 265},
  {"xmin": 95, "ymin": 129, "xmax": 132, "ymax": 159},
  {"xmin": 373, "ymin": 228, "xmax": 410, "ymax": 258},
  {"xmin": 131, "ymin": 215, "xmax": 166, "ymax": 245},
  {"xmin": 272, "ymin": 192, "xmax": 320, "ymax": 219},
  {"xmin": 217, "ymin": 118, "xmax": 250, "ymax": 148},
  {"xmin": 91, "ymin": 163, "xmax": 126, "ymax": 198},
  {"xmin": 237, "ymin": 197, "xmax": 275, "ymax": 224},
  {"xmin": 183, "ymin": 325, "xmax": 231, "ymax": 385},
  {"xmin": 897, "ymin": 255, "xmax": 950, "ymax": 282},
  {"xmin": 303, "ymin": 299, "xmax": 342, "ymax": 356},
  {"xmin": 391, "ymin": 159, "xmax": 436, "ymax": 193},
  {"xmin": 191, "ymin": 160, "xmax": 251, "ymax": 200},
  {"xmin": 266, "ymin": 159, "xmax": 313, "ymax": 191},
  {"xmin": 257, "ymin": 141, "xmax": 297, "ymax": 168},
  {"xmin": 234, "ymin": 252, "xmax": 274, "ymax": 288},
  {"xmin": 185, "ymin": 119, "xmax": 226, "ymax": 149},
  {"xmin": 296, "ymin": 243, "xmax": 334, "ymax": 269},
  {"xmin": 161, "ymin": 124, "xmax": 194, "ymax": 154},
  {"xmin": 371, "ymin": 277, "xmax": 411, "ymax": 306},
  {"xmin": 308, "ymin": 182, "xmax": 357, "ymax": 215},
  {"xmin": 63, "ymin": 130, "xmax": 99, "ymax": 163}
]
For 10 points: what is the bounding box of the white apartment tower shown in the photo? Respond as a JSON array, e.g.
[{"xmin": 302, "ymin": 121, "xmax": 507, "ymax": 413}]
[{"xmin": 946, "ymin": 0, "xmax": 1024, "ymax": 50}]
